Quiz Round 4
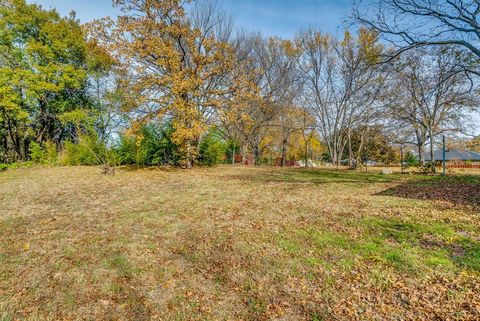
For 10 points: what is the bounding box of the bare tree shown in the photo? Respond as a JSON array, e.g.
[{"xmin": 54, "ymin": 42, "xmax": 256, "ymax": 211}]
[
  {"xmin": 219, "ymin": 33, "xmax": 300, "ymax": 165},
  {"xmin": 191, "ymin": 0, "xmax": 234, "ymax": 42},
  {"xmin": 298, "ymin": 29, "xmax": 386, "ymax": 168},
  {"xmin": 352, "ymin": 0, "xmax": 480, "ymax": 75},
  {"xmin": 273, "ymin": 104, "xmax": 304, "ymax": 166},
  {"xmin": 299, "ymin": 106, "xmax": 317, "ymax": 168},
  {"xmin": 387, "ymin": 46, "xmax": 479, "ymax": 170}
]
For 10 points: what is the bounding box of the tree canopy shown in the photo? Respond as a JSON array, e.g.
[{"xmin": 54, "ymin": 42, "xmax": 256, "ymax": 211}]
[{"xmin": 1, "ymin": 0, "xmax": 478, "ymax": 171}]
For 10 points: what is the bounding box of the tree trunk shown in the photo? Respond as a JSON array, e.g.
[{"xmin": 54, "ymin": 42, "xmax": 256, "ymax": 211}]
[
  {"xmin": 241, "ymin": 144, "xmax": 247, "ymax": 165},
  {"xmin": 304, "ymin": 142, "xmax": 309, "ymax": 169},
  {"xmin": 430, "ymin": 130, "xmax": 436, "ymax": 173},
  {"xmin": 183, "ymin": 140, "xmax": 195, "ymax": 169},
  {"xmin": 348, "ymin": 129, "xmax": 354, "ymax": 168},
  {"xmin": 6, "ymin": 118, "xmax": 21, "ymax": 161},
  {"xmin": 1, "ymin": 127, "xmax": 7, "ymax": 162},
  {"xmin": 417, "ymin": 143, "xmax": 425, "ymax": 166},
  {"xmin": 328, "ymin": 140, "xmax": 337, "ymax": 168},
  {"xmin": 356, "ymin": 139, "xmax": 365, "ymax": 169},
  {"xmin": 253, "ymin": 144, "xmax": 261, "ymax": 166},
  {"xmin": 280, "ymin": 138, "xmax": 288, "ymax": 167},
  {"xmin": 23, "ymin": 138, "xmax": 30, "ymax": 160},
  {"xmin": 333, "ymin": 144, "xmax": 340, "ymax": 170}
]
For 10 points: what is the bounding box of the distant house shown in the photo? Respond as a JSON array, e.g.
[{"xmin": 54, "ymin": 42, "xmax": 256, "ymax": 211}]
[{"xmin": 423, "ymin": 150, "xmax": 480, "ymax": 165}]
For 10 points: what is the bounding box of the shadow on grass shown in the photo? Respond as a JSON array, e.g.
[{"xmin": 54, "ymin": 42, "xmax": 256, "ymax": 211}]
[
  {"xmin": 377, "ymin": 175, "xmax": 480, "ymax": 209},
  {"xmin": 115, "ymin": 165, "xmax": 182, "ymax": 173},
  {"xmin": 227, "ymin": 168, "xmax": 400, "ymax": 185}
]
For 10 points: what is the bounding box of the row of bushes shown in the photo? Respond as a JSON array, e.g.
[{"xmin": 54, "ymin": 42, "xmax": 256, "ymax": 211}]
[
  {"xmin": 0, "ymin": 124, "xmax": 233, "ymax": 170},
  {"xmin": 28, "ymin": 136, "xmax": 109, "ymax": 167},
  {"xmin": 116, "ymin": 124, "xmax": 231, "ymax": 166}
]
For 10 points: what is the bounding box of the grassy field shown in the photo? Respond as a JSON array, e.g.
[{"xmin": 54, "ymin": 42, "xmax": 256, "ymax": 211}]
[{"xmin": 1, "ymin": 166, "xmax": 479, "ymax": 320}]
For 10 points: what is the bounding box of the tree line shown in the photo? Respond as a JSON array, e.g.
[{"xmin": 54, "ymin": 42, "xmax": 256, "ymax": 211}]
[{"xmin": 1, "ymin": 0, "xmax": 478, "ymax": 169}]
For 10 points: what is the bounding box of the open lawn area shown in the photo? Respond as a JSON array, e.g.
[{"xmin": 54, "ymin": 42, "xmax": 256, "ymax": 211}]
[{"xmin": 1, "ymin": 166, "xmax": 479, "ymax": 320}]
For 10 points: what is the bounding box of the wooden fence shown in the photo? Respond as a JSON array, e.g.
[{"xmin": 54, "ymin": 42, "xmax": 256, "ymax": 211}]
[{"xmin": 446, "ymin": 164, "xmax": 480, "ymax": 169}]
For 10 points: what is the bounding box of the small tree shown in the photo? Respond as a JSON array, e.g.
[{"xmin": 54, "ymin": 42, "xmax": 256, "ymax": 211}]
[
  {"xmin": 29, "ymin": 141, "xmax": 58, "ymax": 165},
  {"xmin": 198, "ymin": 129, "xmax": 227, "ymax": 166},
  {"xmin": 403, "ymin": 151, "xmax": 418, "ymax": 169}
]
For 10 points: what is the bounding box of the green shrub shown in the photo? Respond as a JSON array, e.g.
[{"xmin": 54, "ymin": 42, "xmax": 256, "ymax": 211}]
[
  {"xmin": 404, "ymin": 151, "xmax": 418, "ymax": 168},
  {"xmin": 418, "ymin": 161, "xmax": 437, "ymax": 174},
  {"xmin": 29, "ymin": 142, "xmax": 45, "ymax": 163},
  {"xmin": 44, "ymin": 141, "xmax": 58, "ymax": 165},
  {"xmin": 0, "ymin": 164, "xmax": 7, "ymax": 172},
  {"xmin": 29, "ymin": 141, "xmax": 58, "ymax": 165},
  {"xmin": 60, "ymin": 134, "xmax": 106, "ymax": 166},
  {"xmin": 225, "ymin": 140, "xmax": 240, "ymax": 164},
  {"xmin": 116, "ymin": 123, "xmax": 178, "ymax": 166},
  {"xmin": 198, "ymin": 129, "xmax": 227, "ymax": 166},
  {"xmin": 117, "ymin": 135, "xmax": 148, "ymax": 166},
  {"xmin": 3, "ymin": 162, "xmax": 33, "ymax": 170},
  {"xmin": 116, "ymin": 123, "xmax": 228, "ymax": 167}
]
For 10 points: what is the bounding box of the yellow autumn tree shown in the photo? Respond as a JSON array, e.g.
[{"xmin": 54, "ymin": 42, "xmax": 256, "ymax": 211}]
[
  {"xmin": 468, "ymin": 136, "xmax": 480, "ymax": 152},
  {"xmin": 91, "ymin": 0, "xmax": 235, "ymax": 167}
]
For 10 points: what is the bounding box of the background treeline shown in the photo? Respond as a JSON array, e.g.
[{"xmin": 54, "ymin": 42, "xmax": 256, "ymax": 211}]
[{"xmin": 1, "ymin": 0, "xmax": 479, "ymax": 169}]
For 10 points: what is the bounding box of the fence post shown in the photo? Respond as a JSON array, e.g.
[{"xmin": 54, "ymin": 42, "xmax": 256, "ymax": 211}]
[{"xmin": 442, "ymin": 135, "xmax": 446, "ymax": 176}]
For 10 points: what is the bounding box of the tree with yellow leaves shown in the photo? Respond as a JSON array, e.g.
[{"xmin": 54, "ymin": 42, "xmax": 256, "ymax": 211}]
[
  {"xmin": 93, "ymin": 0, "xmax": 235, "ymax": 167},
  {"xmin": 218, "ymin": 33, "xmax": 301, "ymax": 165},
  {"xmin": 468, "ymin": 136, "xmax": 480, "ymax": 153}
]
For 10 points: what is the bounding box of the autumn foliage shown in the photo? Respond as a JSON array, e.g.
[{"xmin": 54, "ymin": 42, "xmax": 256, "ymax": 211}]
[{"xmin": 0, "ymin": 0, "xmax": 478, "ymax": 170}]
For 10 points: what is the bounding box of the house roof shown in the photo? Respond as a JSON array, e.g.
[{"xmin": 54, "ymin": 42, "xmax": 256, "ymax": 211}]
[{"xmin": 423, "ymin": 150, "xmax": 480, "ymax": 161}]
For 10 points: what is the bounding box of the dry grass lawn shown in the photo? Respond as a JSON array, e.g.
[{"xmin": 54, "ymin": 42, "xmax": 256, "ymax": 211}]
[{"xmin": 1, "ymin": 166, "xmax": 479, "ymax": 320}]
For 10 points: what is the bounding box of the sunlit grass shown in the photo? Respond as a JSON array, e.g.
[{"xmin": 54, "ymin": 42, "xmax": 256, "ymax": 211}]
[{"xmin": 0, "ymin": 166, "xmax": 479, "ymax": 320}]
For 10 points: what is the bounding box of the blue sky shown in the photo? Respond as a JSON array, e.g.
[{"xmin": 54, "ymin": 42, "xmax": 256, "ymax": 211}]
[
  {"xmin": 218, "ymin": 0, "xmax": 351, "ymax": 37},
  {"xmin": 27, "ymin": 0, "xmax": 351, "ymax": 38}
]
